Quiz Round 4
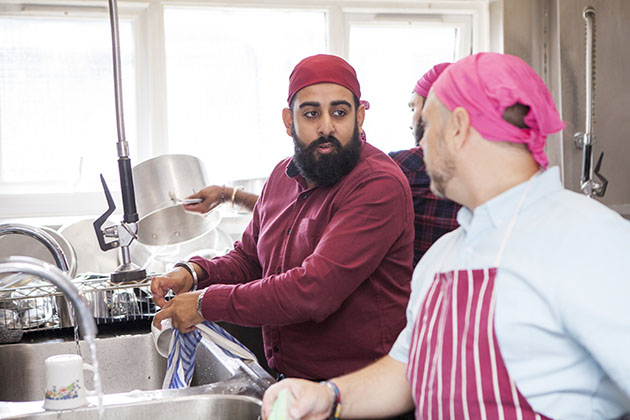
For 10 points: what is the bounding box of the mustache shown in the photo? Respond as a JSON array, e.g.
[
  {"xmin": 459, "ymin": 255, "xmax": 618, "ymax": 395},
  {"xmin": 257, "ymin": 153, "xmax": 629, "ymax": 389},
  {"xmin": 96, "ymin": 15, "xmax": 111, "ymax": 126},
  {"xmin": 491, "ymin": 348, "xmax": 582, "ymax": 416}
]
[{"xmin": 305, "ymin": 136, "xmax": 343, "ymax": 152}]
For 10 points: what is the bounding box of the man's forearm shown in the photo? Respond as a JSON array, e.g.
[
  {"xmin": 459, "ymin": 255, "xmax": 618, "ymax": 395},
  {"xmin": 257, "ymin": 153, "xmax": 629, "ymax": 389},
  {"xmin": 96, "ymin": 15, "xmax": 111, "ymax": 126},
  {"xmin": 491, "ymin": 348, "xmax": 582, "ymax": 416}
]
[
  {"xmin": 226, "ymin": 187, "xmax": 259, "ymax": 212},
  {"xmin": 236, "ymin": 190, "xmax": 259, "ymax": 212},
  {"xmin": 334, "ymin": 355, "xmax": 414, "ymax": 418},
  {"xmin": 189, "ymin": 245, "xmax": 262, "ymax": 288}
]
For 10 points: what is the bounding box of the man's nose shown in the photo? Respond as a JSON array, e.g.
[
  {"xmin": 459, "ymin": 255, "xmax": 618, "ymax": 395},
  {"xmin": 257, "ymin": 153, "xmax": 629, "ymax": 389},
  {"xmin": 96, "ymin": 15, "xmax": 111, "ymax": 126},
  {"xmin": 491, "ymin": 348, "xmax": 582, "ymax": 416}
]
[{"xmin": 318, "ymin": 114, "xmax": 334, "ymax": 137}]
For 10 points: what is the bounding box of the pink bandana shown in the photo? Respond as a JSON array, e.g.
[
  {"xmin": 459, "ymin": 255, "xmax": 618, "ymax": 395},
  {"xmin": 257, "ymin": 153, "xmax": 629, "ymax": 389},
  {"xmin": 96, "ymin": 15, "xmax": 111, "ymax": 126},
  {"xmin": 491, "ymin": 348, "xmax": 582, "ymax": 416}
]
[
  {"xmin": 433, "ymin": 53, "xmax": 565, "ymax": 168},
  {"xmin": 414, "ymin": 62, "xmax": 451, "ymax": 97}
]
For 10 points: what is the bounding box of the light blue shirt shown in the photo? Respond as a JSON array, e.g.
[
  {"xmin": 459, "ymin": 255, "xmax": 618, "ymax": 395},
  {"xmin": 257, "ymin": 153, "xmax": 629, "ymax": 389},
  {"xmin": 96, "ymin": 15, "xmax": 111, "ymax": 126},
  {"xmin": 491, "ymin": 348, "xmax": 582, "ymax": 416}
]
[{"xmin": 390, "ymin": 167, "xmax": 630, "ymax": 419}]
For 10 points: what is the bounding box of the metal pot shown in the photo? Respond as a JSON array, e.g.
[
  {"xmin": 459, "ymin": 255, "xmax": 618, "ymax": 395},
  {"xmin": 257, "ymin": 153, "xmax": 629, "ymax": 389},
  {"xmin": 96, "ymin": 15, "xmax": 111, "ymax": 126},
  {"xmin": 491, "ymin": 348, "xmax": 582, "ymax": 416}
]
[{"xmin": 132, "ymin": 154, "xmax": 221, "ymax": 246}]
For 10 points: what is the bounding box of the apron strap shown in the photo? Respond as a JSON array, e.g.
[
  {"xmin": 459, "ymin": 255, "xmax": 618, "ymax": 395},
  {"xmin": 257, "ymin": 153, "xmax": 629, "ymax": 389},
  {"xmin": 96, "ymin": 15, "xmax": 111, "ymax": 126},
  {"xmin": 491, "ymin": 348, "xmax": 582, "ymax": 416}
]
[
  {"xmin": 423, "ymin": 170, "xmax": 538, "ymax": 307},
  {"xmin": 493, "ymin": 174, "xmax": 536, "ymax": 266}
]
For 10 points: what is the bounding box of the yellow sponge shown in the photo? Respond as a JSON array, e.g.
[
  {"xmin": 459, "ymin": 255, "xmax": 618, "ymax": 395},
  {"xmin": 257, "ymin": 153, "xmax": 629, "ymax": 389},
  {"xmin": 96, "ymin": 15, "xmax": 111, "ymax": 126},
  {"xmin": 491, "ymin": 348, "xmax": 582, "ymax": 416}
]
[{"xmin": 268, "ymin": 388, "xmax": 295, "ymax": 420}]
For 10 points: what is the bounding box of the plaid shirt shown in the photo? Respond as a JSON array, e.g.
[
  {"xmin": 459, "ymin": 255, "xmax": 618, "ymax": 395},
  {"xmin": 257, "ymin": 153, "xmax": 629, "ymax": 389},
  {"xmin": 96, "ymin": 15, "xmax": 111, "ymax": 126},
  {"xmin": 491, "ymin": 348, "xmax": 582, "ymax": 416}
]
[{"xmin": 389, "ymin": 146, "xmax": 461, "ymax": 266}]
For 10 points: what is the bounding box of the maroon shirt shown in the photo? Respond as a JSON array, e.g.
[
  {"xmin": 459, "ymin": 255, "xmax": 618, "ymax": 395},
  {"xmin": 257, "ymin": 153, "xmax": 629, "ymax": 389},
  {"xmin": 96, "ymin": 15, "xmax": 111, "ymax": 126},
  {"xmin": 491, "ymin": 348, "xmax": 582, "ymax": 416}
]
[{"xmin": 191, "ymin": 141, "xmax": 414, "ymax": 380}]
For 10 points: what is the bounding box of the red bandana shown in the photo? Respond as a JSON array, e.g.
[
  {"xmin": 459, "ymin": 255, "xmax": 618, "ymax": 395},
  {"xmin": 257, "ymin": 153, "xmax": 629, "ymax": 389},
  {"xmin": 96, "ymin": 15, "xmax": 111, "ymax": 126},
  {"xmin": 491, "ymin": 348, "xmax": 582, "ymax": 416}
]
[{"xmin": 287, "ymin": 54, "xmax": 361, "ymax": 104}]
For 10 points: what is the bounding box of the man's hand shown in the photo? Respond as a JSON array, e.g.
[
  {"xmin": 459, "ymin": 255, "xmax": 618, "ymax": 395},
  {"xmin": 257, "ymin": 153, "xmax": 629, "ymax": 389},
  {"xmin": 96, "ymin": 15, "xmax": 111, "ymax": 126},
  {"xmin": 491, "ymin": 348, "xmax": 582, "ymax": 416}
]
[
  {"xmin": 263, "ymin": 356, "xmax": 414, "ymax": 420},
  {"xmin": 262, "ymin": 379, "xmax": 334, "ymax": 420},
  {"xmin": 152, "ymin": 290, "xmax": 205, "ymax": 333},
  {"xmin": 150, "ymin": 267, "xmax": 194, "ymax": 307},
  {"xmin": 183, "ymin": 185, "xmax": 225, "ymax": 214}
]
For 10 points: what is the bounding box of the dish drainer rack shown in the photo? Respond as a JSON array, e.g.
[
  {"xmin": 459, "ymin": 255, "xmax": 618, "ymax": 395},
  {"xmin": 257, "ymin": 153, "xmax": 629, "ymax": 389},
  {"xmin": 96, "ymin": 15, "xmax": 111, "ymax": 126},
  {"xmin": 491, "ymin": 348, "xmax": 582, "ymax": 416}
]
[{"xmin": 0, "ymin": 273, "xmax": 159, "ymax": 333}]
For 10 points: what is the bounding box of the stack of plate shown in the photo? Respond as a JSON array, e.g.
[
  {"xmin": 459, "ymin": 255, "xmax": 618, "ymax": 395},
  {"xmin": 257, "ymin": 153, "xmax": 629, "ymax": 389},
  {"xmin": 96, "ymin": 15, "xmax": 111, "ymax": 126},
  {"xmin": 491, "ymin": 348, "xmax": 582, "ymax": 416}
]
[
  {"xmin": 128, "ymin": 226, "xmax": 234, "ymax": 274},
  {"xmin": 59, "ymin": 218, "xmax": 119, "ymax": 275}
]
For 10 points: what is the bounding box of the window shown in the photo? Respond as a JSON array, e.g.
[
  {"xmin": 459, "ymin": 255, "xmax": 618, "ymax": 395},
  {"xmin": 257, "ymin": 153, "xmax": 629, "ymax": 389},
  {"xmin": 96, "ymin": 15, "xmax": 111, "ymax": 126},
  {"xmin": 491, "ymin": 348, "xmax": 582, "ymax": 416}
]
[
  {"xmin": 163, "ymin": 7, "xmax": 327, "ymax": 182},
  {"xmin": 0, "ymin": 15, "xmax": 136, "ymax": 194},
  {"xmin": 349, "ymin": 20, "xmax": 463, "ymax": 152},
  {"xmin": 0, "ymin": 1, "xmax": 487, "ymax": 220}
]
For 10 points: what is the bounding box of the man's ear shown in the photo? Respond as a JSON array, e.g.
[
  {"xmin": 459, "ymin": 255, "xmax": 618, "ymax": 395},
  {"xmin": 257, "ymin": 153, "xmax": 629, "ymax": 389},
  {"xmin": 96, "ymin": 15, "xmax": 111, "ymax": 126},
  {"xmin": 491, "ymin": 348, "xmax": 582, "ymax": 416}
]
[
  {"xmin": 356, "ymin": 104, "xmax": 366, "ymax": 132},
  {"xmin": 282, "ymin": 108, "xmax": 293, "ymax": 137},
  {"xmin": 450, "ymin": 107, "xmax": 470, "ymax": 151}
]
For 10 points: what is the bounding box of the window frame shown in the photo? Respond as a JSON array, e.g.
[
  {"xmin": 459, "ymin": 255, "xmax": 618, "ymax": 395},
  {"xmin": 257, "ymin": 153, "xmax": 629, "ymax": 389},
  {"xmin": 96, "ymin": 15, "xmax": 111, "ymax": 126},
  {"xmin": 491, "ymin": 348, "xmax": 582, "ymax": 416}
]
[{"xmin": 0, "ymin": 0, "xmax": 489, "ymax": 221}]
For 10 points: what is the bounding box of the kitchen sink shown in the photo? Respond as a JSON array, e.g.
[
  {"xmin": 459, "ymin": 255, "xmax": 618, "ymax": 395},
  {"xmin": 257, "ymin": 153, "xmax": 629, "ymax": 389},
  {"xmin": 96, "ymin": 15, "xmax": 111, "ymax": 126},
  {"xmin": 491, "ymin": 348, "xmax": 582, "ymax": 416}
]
[
  {"xmin": 1, "ymin": 331, "xmax": 165, "ymax": 401},
  {"xmin": 0, "ymin": 321, "xmax": 273, "ymax": 419}
]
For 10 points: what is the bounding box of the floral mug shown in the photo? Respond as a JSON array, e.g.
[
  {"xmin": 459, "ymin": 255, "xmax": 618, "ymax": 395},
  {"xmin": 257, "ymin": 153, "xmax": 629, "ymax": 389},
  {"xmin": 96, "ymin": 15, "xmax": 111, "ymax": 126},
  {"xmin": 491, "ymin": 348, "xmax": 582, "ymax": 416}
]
[{"xmin": 43, "ymin": 354, "xmax": 93, "ymax": 410}]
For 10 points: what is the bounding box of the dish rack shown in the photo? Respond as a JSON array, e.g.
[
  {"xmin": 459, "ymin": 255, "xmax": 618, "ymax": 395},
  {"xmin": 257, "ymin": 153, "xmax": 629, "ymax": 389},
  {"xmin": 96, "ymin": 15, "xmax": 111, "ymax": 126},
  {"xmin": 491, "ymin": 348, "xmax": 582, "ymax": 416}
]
[{"xmin": 0, "ymin": 273, "xmax": 159, "ymax": 333}]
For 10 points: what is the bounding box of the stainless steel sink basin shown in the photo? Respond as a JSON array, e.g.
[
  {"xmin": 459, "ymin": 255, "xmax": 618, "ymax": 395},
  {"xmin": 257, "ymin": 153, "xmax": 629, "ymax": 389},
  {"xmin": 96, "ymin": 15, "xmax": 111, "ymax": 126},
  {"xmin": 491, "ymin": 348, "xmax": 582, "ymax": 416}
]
[
  {"xmin": 0, "ymin": 330, "xmax": 251, "ymax": 401},
  {"xmin": 0, "ymin": 392, "xmax": 262, "ymax": 420},
  {"xmin": 0, "ymin": 322, "xmax": 273, "ymax": 419},
  {"xmin": 0, "ymin": 332, "xmax": 167, "ymax": 401}
]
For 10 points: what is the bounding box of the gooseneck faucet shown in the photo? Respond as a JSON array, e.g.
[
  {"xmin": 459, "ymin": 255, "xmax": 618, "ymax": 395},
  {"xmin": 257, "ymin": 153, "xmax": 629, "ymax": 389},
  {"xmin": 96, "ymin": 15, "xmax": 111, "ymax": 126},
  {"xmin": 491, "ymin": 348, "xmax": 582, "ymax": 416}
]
[
  {"xmin": 0, "ymin": 224, "xmax": 70, "ymax": 272},
  {"xmin": 0, "ymin": 256, "xmax": 103, "ymax": 411}
]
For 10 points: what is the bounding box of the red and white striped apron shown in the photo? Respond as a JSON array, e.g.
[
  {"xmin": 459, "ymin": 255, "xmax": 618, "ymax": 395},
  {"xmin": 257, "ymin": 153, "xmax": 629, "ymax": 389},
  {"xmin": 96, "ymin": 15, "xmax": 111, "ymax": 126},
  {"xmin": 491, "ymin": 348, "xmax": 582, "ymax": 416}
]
[{"xmin": 406, "ymin": 178, "xmax": 551, "ymax": 420}]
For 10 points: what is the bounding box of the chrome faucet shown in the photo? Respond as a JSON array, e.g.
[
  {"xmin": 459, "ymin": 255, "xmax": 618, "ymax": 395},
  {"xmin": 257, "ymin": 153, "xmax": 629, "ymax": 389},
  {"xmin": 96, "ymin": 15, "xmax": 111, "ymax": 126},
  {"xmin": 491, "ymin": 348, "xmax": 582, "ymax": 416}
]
[
  {"xmin": 0, "ymin": 257, "xmax": 102, "ymax": 412},
  {"xmin": 0, "ymin": 256, "xmax": 97, "ymax": 339},
  {"xmin": 0, "ymin": 224, "xmax": 70, "ymax": 272}
]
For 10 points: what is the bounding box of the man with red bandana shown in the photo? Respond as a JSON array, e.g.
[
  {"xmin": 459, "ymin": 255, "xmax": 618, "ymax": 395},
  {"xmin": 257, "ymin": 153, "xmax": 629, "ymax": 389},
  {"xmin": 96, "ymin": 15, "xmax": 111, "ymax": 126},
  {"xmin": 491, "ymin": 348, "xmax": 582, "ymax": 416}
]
[
  {"xmin": 262, "ymin": 52, "xmax": 630, "ymax": 420},
  {"xmin": 151, "ymin": 54, "xmax": 414, "ymax": 381},
  {"xmin": 185, "ymin": 64, "xmax": 462, "ymax": 270}
]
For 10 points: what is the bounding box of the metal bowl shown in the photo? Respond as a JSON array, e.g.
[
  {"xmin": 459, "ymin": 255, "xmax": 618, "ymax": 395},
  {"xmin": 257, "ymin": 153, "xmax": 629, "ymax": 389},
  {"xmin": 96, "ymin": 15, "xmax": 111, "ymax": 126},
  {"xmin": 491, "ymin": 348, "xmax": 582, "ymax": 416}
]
[{"xmin": 81, "ymin": 287, "xmax": 140, "ymax": 320}]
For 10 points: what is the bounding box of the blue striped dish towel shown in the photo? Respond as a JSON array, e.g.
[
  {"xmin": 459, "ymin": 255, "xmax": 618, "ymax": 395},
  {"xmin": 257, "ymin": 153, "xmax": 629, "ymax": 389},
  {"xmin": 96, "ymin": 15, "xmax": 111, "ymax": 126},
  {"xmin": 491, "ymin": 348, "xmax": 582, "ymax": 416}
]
[{"xmin": 162, "ymin": 320, "xmax": 257, "ymax": 389}]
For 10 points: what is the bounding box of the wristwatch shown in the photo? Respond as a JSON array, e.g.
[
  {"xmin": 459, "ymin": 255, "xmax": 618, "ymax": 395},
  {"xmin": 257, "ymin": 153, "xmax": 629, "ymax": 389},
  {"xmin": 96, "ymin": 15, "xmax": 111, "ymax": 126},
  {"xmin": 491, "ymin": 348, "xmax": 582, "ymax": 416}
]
[{"xmin": 174, "ymin": 261, "xmax": 198, "ymax": 291}]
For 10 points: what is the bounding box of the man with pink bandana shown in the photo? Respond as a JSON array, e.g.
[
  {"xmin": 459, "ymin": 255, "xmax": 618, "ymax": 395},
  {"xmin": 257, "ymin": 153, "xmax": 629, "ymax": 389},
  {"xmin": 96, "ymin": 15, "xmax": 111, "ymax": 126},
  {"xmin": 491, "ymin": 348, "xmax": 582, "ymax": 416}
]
[
  {"xmin": 389, "ymin": 62, "xmax": 461, "ymax": 266},
  {"xmin": 262, "ymin": 52, "xmax": 630, "ymax": 420}
]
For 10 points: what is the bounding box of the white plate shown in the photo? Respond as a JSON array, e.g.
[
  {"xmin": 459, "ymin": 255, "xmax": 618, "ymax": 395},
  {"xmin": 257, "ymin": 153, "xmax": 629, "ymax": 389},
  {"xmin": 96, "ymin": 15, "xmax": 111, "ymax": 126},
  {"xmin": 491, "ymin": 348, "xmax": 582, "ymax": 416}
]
[
  {"xmin": 0, "ymin": 226, "xmax": 77, "ymax": 278},
  {"xmin": 128, "ymin": 227, "xmax": 233, "ymax": 274},
  {"xmin": 59, "ymin": 219, "xmax": 119, "ymax": 275}
]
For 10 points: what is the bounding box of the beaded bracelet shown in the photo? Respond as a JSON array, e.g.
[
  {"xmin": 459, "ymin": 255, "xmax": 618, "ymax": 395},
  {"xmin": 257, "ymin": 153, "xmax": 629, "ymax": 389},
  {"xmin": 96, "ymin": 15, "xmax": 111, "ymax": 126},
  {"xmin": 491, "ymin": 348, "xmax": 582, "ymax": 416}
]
[
  {"xmin": 321, "ymin": 380, "xmax": 341, "ymax": 420},
  {"xmin": 220, "ymin": 185, "xmax": 226, "ymax": 204}
]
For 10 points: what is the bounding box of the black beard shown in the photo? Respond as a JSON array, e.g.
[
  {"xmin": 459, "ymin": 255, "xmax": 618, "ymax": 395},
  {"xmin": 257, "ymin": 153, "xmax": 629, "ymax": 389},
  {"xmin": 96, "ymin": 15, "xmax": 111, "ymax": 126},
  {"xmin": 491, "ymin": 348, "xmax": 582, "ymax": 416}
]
[
  {"xmin": 414, "ymin": 118, "xmax": 425, "ymax": 147},
  {"xmin": 291, "ymin": 124, "xmax": 362, "ymax": 187}
]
